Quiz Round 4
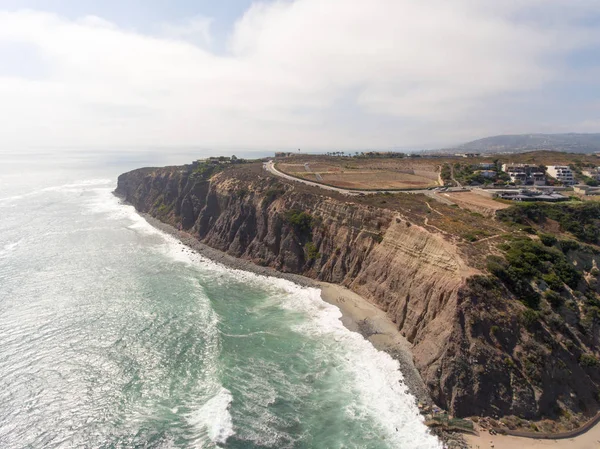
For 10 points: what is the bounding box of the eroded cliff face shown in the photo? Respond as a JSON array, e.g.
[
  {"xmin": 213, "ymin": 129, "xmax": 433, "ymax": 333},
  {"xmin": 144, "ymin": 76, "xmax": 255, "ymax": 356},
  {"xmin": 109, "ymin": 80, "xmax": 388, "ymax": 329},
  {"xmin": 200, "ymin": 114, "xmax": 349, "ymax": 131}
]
[{"xmin": 115, "ymin": 164, "xmax": 600, "ymax": 422}]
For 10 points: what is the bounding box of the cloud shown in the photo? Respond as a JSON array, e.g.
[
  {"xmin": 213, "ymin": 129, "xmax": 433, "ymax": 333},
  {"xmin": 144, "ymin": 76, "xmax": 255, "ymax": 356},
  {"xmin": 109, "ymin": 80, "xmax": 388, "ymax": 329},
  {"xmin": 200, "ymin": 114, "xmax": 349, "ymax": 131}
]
[
  {"xmin": 0, "ymin": 1, "xmax": 598, "ymax": 150},
  {"xmin": 160, "ymin": 15, "xmax": 213, "ymax": 47}
]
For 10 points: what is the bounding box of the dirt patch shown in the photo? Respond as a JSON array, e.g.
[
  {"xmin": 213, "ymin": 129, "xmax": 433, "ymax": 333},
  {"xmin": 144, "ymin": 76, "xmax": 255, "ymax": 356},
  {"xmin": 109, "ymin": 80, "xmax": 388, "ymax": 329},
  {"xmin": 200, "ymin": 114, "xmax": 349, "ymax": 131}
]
[
  {"xmin": 278, "ymin": 158, "xmax": 439, "ymax": 189},
  {"xmin": 443, "ymin": 191, "xmax": 510, "ymax": 216}
]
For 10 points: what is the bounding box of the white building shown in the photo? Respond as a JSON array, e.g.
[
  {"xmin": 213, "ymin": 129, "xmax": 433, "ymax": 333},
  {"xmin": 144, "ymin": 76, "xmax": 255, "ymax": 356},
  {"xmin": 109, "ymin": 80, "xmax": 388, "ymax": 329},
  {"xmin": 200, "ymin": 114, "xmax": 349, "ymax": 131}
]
[
  {"xmin": 546, "ymin": 166, "xmax": 575, "ymax": 185},
  {"xmin": 455, "ymin": 153, "xmax": 481, "ymax": 158}
]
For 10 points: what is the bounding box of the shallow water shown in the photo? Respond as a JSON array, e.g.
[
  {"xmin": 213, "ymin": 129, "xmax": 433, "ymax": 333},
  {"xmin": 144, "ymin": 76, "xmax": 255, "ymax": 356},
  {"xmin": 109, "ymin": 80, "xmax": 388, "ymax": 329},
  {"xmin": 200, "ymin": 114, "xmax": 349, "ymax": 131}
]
[{"xmin": 0, "ymin": 151, "xmax": 441, "ymax": 448}]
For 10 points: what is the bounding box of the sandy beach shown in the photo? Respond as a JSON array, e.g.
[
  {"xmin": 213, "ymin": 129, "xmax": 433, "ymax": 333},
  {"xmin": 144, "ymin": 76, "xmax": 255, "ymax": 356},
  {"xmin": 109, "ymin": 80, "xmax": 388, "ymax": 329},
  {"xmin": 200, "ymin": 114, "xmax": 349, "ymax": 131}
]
[
  {"xmin": 465, "ymin": 427, "xmax": 600, "ymax": 449},
  {"xmin": 318, "ymin": 282, "xmax": 433, "ymax": 406}
]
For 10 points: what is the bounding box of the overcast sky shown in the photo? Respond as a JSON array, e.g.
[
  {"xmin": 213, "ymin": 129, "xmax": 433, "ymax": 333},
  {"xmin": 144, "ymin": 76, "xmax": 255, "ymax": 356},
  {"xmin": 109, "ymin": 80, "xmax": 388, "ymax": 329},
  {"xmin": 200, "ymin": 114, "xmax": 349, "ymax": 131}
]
[{"xmin": 0, "ymin": 0, "xmax": 599, "ymax": 151}]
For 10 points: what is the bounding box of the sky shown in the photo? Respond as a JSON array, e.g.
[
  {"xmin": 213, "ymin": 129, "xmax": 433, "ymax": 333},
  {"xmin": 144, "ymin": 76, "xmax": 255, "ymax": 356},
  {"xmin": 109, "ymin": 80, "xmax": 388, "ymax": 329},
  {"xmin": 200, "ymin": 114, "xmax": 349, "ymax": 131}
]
[{"xmin": 0, "ymin": 0, "xmax": 599, "ymax": 152}]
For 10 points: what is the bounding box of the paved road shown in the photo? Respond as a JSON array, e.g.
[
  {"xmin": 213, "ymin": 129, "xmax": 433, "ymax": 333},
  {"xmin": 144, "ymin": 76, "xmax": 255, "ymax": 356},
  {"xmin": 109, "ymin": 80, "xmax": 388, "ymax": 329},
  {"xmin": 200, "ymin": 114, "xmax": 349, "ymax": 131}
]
[{"xmin": 265, "ymin": 161, "xmax": 462, "ymax": 203}]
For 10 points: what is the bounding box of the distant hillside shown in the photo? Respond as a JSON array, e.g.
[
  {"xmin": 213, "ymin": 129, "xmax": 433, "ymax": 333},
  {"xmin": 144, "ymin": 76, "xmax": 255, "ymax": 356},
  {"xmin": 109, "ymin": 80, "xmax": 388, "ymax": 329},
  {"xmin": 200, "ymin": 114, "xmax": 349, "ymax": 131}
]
[{"xmin": 457, "ymin": 133, "xmax": 600, "ymax": 154}]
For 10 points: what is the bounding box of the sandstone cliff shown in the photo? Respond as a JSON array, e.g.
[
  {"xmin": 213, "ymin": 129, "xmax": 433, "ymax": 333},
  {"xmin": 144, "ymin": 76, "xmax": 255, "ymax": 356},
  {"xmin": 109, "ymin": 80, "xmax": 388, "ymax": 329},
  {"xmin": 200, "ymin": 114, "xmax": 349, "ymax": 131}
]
[{"xmin": 115, "ymin": 162, "xmax": 600, "ymax": 426}]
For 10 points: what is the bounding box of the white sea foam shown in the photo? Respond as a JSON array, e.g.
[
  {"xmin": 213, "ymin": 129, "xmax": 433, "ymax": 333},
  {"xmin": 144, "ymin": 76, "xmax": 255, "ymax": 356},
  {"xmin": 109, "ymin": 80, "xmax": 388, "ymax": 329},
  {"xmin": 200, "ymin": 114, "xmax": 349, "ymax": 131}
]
[
  {"xmin": 0, "ymin": 179, "xmax": 113, "ymax": 204},
  {"xmin": 0, "ymin": 239, "xmax": 22, "ymax": 258},
  {"xmin": 187, "ymin": 387, "xmax": 235, "ymax": 446},
  {"xmin": 39, "ymin": 178, "xmax": 113, "ymax": 193}
]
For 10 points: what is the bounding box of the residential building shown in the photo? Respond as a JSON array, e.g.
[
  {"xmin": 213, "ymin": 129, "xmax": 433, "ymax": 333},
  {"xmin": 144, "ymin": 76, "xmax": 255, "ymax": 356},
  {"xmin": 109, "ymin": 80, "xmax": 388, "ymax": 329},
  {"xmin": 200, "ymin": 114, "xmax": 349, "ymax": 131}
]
[
  {"xmin": 531, "ymin": 172, "xmax": 547, "ymax": 186},
  {"xmin": 477, "ymin": 170, "xmax": 496, "ymax": 178},
  {"xmin": 546, "ymin": 166, "xmax": 575, "ymax": 185},
  {"xmin": 501, "ymin": 164, "xmax": 545, "ymax": 185}
]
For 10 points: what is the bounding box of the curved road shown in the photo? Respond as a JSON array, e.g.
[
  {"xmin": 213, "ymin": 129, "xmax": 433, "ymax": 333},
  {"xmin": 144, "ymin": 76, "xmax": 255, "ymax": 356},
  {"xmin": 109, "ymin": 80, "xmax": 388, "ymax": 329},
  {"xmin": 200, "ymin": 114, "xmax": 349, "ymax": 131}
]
[{"xmin": 264, "ymin": 160, "xmax": 460, "ymax": 205}]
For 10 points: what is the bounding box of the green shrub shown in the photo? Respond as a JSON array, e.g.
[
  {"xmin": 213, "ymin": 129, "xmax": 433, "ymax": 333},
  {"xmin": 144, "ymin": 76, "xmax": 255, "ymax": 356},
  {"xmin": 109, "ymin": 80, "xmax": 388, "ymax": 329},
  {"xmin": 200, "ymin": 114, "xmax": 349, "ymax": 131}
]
[
  {"xmin": 544, "ymin": 290, "xmax": 564, "ymax": 309},
  {"xmin": 262, "ymin": 187, "xmax": 284, "ymax": 207},
  {"xmin": 463, "ymin": 233, "xmax": 478, "ymax": 242},
  {"xmin": 304, "ymin": 242, "xmax": 321, "ymax": 260},
  {"xmin": 157, "ymin": 203, "xmax": 170, "ymax": 215},
  {"xmin": 440, "ymin": 164, "xmax": 452, "ymax": 183},
  {"xmin": 559, "ymin": 239, "xmax": 581, "ymax": 253},
  {"xmin": 538, "ymin": 233, "xmax": 557, "ymax": 247},
  {"xmin": 498, "ymin": 203, "xmax": 600, "ymax": 244},
  {"xmin": 486, "ymin": 255, "xmax": 507, "ymax": 276},
  {"xmin": 580, "ymin": 354, "xmax": 599, "ymax": 367},
  {"xmin": 522, "ymin": 309, "xmax": 539, "ymax": 328},
  {"xmin": 193, "ymin": 162, "xmax": 223, "ymax": 179},
  {"xmin": 467, "ymin": 275, "xmax": 502, "ymax": 292},
  {"xmin": 543, "ymin": 273, "xmax": 563, "ymax": 291},
  {"xmin": 284, "ymin": 209, "xmax": 314, "ymax": 233},
  {"xmin": 504, "ymin": 357, "xmax": 515, "ymax": 368},
  {"xmin": 235, "ymin": 188, "xmax": 249, "ymax": 198},
  {"xmin": 372, "ymin": 233, "xmax": 384, "ymax": 243}
]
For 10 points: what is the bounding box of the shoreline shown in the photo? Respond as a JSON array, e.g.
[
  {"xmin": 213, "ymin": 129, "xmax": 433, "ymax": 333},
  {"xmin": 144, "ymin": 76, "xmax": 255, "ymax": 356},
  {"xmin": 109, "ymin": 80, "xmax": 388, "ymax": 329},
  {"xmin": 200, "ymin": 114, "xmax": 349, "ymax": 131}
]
[
  {"xmin": 141, "ymin": 214, "xmax": 433, "ymax": 408},
  {"xmin": 139, "ymin": 213, "xmax": 600, "ymax": 449},
  {"xmin": 464, "ymin": 423, "xmax": 600, "ymax": 449}
]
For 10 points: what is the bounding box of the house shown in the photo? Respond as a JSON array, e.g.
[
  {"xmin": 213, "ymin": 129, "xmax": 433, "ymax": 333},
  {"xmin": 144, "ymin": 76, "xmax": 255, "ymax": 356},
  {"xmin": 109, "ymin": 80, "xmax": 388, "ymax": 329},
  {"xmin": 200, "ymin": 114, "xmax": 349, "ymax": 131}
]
[
  {"xmin": 477, "ymin": 170, "xmax": 496, "ymax": 178},
  {"xmin": 546, "ymin": 166, "xmax": 575, "ymax": 186},
  {"xmin": 501, "ymin": 164, "xmax": 546, "ymax": 185}
]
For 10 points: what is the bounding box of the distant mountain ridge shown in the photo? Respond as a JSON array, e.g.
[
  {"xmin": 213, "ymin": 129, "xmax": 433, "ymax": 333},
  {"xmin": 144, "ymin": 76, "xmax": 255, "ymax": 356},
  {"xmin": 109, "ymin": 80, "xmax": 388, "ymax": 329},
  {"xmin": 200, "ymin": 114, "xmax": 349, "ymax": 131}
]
[{"xmin": 457, "ymin": 133, "xmax": 600, "ymax": 154}]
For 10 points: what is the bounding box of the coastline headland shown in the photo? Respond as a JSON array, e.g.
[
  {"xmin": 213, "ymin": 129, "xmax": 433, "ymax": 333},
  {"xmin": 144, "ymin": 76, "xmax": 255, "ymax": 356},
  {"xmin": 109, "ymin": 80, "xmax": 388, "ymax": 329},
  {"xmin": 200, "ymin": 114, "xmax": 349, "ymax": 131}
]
[{"xmin": 114, "ymin": 156, "xmax": 600, "ymax": 446}]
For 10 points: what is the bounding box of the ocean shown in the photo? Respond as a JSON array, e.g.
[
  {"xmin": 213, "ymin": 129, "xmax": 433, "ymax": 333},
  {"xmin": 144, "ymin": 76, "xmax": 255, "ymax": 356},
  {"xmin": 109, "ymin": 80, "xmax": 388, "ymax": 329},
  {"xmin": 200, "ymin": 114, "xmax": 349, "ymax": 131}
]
[{"xmin": 0, "ymin": 150, "xmax": 441, "ymax": 449}]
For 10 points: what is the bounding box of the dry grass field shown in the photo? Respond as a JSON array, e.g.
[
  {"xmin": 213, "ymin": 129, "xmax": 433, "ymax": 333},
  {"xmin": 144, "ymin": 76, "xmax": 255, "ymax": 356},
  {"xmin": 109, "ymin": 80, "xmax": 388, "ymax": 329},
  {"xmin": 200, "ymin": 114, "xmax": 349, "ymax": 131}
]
[
  {"xmin": 277, "ymin": 157, "xmax": 440, "ymax": 190},
  {"xmin": 442, "ymin": 191, "xmax": 510, "ymax": 216}
]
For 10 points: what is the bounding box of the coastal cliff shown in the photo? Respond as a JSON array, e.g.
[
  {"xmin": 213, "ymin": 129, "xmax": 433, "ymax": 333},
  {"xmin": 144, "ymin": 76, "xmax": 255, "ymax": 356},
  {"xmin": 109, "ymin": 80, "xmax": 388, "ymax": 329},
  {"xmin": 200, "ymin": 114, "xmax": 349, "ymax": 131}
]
[{"xmin": 115, "ymin": 162, "xmax": 600, "ymax": 428}]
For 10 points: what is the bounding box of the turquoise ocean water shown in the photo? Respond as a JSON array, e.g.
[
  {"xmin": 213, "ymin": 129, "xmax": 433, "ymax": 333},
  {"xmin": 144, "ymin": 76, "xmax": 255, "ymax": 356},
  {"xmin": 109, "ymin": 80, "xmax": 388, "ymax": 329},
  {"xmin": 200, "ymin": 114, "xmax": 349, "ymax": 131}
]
[{"xmin": 0, "ymin": 151, "xmax": 441, "ymax": 449}]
